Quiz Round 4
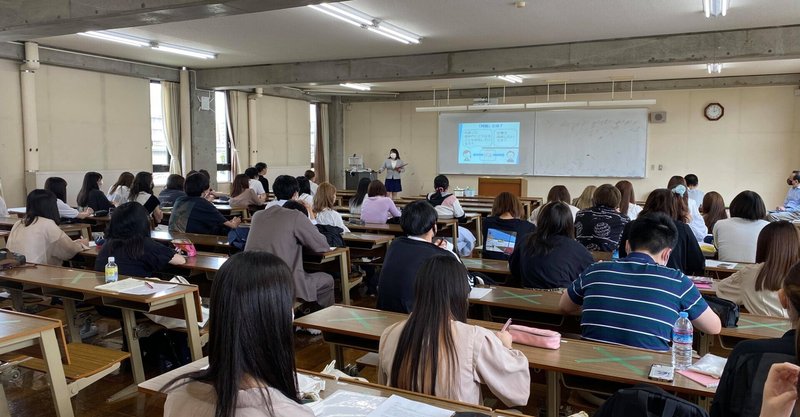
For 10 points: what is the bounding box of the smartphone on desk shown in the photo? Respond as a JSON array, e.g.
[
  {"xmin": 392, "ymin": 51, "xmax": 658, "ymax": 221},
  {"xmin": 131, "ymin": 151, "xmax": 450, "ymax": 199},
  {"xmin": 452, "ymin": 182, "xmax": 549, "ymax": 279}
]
[{"xmin": 648, "ymin": 364, "xmax": 675, "ymax": 382}]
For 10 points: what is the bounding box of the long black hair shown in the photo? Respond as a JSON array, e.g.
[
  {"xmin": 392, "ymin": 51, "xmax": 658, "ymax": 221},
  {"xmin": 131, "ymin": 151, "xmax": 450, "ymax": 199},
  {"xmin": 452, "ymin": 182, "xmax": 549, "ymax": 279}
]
[
  {"xmin": 350, "ymin": 177, "xmax": 371, "ymax": 209},
  {"xmin": 77, "ymin": 172, "xmax": 103, "ymax": 207},
  {"xmin": 44, "ymin": 177, "xmax": 68, "ymax": 202},
  {"xmin": 389, "ymin": 255, "xmax": 469, "ymax": 395},
  {"xmin": 24, "ymin": 190, "xmax": 61, "ymax": 226},
  {"xmin": 526, "ymin": 202, "xmax": 574, "ymax": 256},
  {"xmin": 164, "ymin": 252, "xmax": 299, "ymax": 417},
  {"xmin": 103, "ymin": 203, "xmax": 151, "ymax": 260},
  {"xmin": 129, "ymin": 172, "xmax": 154, "ymax": 201}
]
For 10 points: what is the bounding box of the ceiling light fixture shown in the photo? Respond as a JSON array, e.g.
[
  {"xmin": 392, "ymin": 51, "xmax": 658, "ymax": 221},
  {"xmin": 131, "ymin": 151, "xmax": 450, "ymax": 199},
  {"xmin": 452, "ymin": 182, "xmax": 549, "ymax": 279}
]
[
  {"xmin": 78, "ymin": 30, "xmax": 216, "ymax": 59},
  {"xmin": 415, "ymin": 105, "xmax": 469, "ymax": 113},
  {"xmin": 339, "ymin": 83, "xmax": 371, "ymax": 91},
  {"xmin": 308, "ymin": 3, "xmax": 422, "ymax": 45},
  {"xmin": 78, "ymin": 31, "xmax": 149, "ymax": 47},
  {"xmin": 707, "ymin": 62, "xmax": 723, "ymax": 74},
  {"xmin": 468, "ymin": 103, "xmax": 525, "ymax": 111},
  {"xmin": 703, "ymin": 0, "xmax": 729, "ymax": 18},
  {"xmin": 152, "ymin": 44, "xmax": 216, "ymax": 60},
  {"xmin": 497, "ymin": 75, "xmax": 523, "ymax": 84}
]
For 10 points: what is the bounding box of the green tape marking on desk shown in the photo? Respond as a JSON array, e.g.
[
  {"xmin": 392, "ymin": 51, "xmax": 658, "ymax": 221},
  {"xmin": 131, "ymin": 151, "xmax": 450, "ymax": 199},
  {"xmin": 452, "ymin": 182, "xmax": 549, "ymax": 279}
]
[
  {"xmin": 492, "ymin": 290, "xmax": 542, "ymax": 305},
  {"xmin": 327, "ymin": 310, "xmax": 388, "ymax": 331},
  {"xmin": 735, "ymin": 317, "xmax": 791, "ymax": 331},
  {"xmin": 0, "ymin": 320, "xmax": 22, "ymax": 325},
  {"xmin": 575, "ymin": 346, "xmax": 652, "ymax": 376},
  {"xmin": 51, "ymin": 272, "xmax": 97, "ymax": 284}
]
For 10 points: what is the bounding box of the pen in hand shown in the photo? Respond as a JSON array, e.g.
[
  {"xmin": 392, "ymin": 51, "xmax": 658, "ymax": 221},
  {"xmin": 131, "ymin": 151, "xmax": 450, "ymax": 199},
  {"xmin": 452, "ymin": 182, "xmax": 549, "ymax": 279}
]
[{"xmin": 501, "ymin": 318, "xmax": 512, "ymax": 332}]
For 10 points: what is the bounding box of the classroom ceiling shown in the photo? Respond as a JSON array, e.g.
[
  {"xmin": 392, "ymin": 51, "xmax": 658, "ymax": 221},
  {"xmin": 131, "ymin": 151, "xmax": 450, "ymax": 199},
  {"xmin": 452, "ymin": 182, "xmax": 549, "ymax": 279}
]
[{"xmin": 28, "ymin": 0, "xmax": 800, "ymax": 92}]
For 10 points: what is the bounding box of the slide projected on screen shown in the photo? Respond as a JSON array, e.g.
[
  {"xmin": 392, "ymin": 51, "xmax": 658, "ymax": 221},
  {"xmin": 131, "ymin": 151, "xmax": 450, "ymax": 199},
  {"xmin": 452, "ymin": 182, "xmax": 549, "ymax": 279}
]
[{"xmin": 457, "ymin": 122, "xmax": 520, "ymax": 165}]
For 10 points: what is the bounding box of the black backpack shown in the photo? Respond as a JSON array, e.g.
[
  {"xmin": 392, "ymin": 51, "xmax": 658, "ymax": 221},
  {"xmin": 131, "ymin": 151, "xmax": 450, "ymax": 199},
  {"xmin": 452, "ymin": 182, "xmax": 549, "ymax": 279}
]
[
  {"xmin": 703, "ymin": 295, "xmax": 740, "ymax": 328},
  {"xmin": 315, "ymin": 224, "xmax": 345, "ymax": 248},
  {"xmin": 594, "ymin": 384, "xmax": 709, "ymax": 417}
]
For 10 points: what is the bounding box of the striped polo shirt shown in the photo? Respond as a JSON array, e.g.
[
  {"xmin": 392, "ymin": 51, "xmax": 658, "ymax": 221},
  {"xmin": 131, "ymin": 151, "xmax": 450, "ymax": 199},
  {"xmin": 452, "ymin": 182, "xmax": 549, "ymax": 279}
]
[{"xmin": 567, "ymin": 252, "xmax": 709, "ymax": 352}]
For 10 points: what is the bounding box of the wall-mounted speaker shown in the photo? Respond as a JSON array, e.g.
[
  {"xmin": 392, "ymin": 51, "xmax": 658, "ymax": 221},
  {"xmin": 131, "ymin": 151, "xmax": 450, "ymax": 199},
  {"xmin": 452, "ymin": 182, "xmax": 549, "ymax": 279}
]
[{"xmin": 649, "ymin": 111, "xmax": 667, "ymax": 123}]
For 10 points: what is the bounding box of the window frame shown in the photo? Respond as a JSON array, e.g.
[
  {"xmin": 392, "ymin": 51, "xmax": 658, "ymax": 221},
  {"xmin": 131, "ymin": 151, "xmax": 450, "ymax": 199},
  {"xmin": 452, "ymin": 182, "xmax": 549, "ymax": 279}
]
[
  {"xmin": 215, "ymin": 91, "xmax": 232, "ymax": 181},
  {"xmin": 150, "ymin": 81, "xmax": 171, "ymax": 174}
]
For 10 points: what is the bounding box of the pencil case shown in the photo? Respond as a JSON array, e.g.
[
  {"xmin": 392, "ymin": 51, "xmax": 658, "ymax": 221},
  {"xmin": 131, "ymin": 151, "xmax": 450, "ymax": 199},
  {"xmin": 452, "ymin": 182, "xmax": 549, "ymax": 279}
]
[
  {"xmin": 508, "ymin": 324, "xmax": 561, "ymax": 350},
  {"xmin": 172, "ymin": 239, "xmax": 197, "ymax": 257}
]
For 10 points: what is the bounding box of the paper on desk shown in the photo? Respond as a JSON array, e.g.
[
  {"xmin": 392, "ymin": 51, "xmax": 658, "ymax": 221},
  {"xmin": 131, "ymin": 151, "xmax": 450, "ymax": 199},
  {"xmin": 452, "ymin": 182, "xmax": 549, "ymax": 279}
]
[
  {"xmin": 365, "ymin": 395, "xmax": 453, "ymax": 417},
  {"xmin": 95, "ymin": 278, "xmax": 177, "ymax": 295},
  {"xmin": 468, "ymin": 287, "xmax": 492, "ymax": 300},
  {"xmin": 308, "ymin": 390, "xmax": 385, "ymax": 416},
  {"xmin": 705, "ymin": 260, "xmax": 738, "ymax": 269}
]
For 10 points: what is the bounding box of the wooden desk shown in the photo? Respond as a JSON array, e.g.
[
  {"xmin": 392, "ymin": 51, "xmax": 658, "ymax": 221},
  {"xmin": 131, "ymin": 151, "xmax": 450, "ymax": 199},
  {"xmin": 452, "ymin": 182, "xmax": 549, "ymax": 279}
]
[
  {"xmin": 151, "ymin": 230, "xmax": 232, "ymax": 251},
  {"xmin": 704, "ymin": 260, "xmax": 746, "ymax": 279},
  {"xmin": 138, "ymin": 357, "xmax": 497, "ymax": 415},
  {"xmin": 7, "ymin": 207, "xmax": 25, "ymax": 218},
  {"xmin": 303, "ymin": 247, "xmax": 358, "ymax": 305},
  {"xmin": 0, "ymin": 310, "xmax": 73, "ymax": 417},
  {"xmin": 80, "ymin": 247, "xmax": 228, "ymax": 275},
  {"xmin": 341, "ymin": 232, "xmax": 393, "ymax": 250},
  {"xmin": 461, "ymin": 258, "xmax": 511, "ymax": 275},
  {"xmin": 0, "ymin": 264, "xmax": 203, "ymax": 388},
  {"xmin": 0, "ymin": 217, "xmax": 91, "ymax": 240},
  {"xmin": 294, "ymin": 305, "xmax": 715, "ymax": 417}
]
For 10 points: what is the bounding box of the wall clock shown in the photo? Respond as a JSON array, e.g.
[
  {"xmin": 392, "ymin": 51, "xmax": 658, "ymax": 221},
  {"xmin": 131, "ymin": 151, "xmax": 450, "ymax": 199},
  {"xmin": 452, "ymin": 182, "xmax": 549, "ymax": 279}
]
[{"xmin": 704, "ymin": 102, "xmax": 724, "ymax": 121}]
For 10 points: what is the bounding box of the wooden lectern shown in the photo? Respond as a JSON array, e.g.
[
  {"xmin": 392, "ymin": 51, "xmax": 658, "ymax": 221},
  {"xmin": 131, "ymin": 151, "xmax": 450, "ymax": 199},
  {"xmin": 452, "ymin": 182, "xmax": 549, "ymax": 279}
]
[{"xmin": 477, "ymin": 177, "xmax": 527, "ymax": 197}]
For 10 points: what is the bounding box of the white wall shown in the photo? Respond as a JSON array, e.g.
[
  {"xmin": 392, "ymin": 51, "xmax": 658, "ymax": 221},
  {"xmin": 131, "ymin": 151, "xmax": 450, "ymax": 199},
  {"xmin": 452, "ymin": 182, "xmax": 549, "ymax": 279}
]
[{"xmin": 344, "ymin": 86, "xmax": 800, "ymax": 207}]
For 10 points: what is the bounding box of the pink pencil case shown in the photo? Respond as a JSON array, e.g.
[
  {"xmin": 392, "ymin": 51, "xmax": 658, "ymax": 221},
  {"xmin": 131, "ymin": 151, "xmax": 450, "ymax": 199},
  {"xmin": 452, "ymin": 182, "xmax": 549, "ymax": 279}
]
[
  {"xmin": 508, "ymin": 324, "xmax": 561, "ymax": 350},
  {"xmin": 172, "ymin": 239, "xmax": 197, "ymax": 257}
]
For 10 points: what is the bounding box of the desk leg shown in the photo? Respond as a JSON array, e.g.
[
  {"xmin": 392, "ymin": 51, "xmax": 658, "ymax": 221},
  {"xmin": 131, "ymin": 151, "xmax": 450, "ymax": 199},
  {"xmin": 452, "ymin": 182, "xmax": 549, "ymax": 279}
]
[
  {"xmin": 546, "ymin": 371, "xmax": 560, "ymax": 417},
  {"xmin": 62, "ymin": 299, "xmax": 82, "ymax": 343},
  {"xmin": 40, "ymin": 329, "xmax": 75, "ymax": 417},
  {"xmin": 698, "ymin": 332, "xmax": 710, "ymax": 356},
  {"xmin": 0, "ymin": 384, "xmax": 9, "ymax": 417},
  {"xmin": 339, "ymin": 252, "xmax": 351, "ymax": 306},
  {"xmin": 452, "ymin": 223, "xmax": 458, "ymax": 245},
  {"xmin": 80, "ymin": 226, "xmax": 91, "ymax": 240},
  {"xmin": 182, "ymin": 293, "xmax": 203, "ymax": 361},
  {"xmin": 475, "ymin": 217, "xmax": 483, "ymax": 253},
  {"xmin": 9, "ymin": 290, "xmax": 23, "ymax": 312},
  {"xmin": 120, "ymin": 308, "xmax": 145, "ymax": 383},
  {"xmin": 330, "ymin": 344, "xmax": 345, "ymax": 370}
]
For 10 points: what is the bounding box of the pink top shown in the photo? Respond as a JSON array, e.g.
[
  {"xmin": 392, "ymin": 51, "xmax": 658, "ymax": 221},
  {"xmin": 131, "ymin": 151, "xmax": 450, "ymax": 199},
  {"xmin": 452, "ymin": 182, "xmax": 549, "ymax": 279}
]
[{"xmin": 360, "ymin": 196, "xmax": 401, "ymax": 224}]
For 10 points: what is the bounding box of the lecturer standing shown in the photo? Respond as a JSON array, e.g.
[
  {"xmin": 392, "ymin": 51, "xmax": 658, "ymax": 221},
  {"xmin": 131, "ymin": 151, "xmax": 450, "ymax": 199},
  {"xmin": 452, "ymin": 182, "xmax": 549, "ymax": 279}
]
[{"xmin": 378, "ymin": 148, "xmax": 405, "ymax": 200}]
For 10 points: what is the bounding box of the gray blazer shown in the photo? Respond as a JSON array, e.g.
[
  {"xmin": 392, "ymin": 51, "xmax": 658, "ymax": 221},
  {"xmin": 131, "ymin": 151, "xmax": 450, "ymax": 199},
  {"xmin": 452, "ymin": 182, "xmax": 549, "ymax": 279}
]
[{"xmin": 380, "ymin": 158, "xmax": 405, "ymax": 180}]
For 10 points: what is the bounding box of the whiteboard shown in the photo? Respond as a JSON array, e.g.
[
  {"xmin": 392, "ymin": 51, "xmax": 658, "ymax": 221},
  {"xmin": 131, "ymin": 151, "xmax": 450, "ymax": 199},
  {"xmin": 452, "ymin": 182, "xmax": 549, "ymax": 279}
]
[{"xmin": 532, "ymin": 109, "xmax": 648, "ymax": 177}]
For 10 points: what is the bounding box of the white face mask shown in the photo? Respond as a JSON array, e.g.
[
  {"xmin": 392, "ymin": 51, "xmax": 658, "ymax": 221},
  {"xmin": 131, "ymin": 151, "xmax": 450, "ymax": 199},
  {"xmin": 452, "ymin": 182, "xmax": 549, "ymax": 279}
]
[{"xmin": 389, "ymin": 153, "xmax": 397, "ymax": 159}]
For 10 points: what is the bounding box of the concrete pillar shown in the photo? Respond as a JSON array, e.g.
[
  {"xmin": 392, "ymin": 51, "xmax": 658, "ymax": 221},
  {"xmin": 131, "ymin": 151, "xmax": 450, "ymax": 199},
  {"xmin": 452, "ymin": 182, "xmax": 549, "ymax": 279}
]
[
  {"xmin": 20, "ymin": 42, "xmax": 39, "ymax": 177},
  {"xmin": 179, "ymin": 69, "xmax": 192, "ymax": 175},
  {"xmin": 189, "ymin": 71, "xmax": 218, "ymax": 189},
  {"xmin": 247, "ymin": 89, "xmax": 261, "ymax": 167},
  {"xmin": 328, "ymin": 97, "xmax": 345, "ymax": 189}
]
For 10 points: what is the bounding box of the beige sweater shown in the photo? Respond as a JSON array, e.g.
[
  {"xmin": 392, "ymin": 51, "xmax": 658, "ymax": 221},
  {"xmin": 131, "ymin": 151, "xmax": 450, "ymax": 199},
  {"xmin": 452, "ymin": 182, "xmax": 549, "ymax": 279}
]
[
  {"xmin": 164, "ymin": 380, "xmax": 314, "ymax": 417},
  {"xmin": 715, "ymin": 263, "xmax": 789, "ymax": 318},
  {"xmin": 7, "ymin": 218, "xmax": 83, "ymax": 266},
  {"xmin": 378, "ymin": 319, "xmax": 530, "ymax": 407}
]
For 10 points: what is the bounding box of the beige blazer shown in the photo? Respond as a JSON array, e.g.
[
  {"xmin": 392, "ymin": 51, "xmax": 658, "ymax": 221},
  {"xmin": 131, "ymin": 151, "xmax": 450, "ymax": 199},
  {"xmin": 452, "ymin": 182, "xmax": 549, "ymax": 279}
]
[
  {"xmin": 164, "ymin": 380, "xmax": 314, "ymax": 417},
  {"xmin": 7, "ymin": 218, "xmax": 83, "ymax": 266},
  {"xmin": 716, "ymin": 263, "xmax": 789, "ymax": 318},
  {"xmin": 378, "ymin": 319, "xmax": 530, "ymax": 407}
]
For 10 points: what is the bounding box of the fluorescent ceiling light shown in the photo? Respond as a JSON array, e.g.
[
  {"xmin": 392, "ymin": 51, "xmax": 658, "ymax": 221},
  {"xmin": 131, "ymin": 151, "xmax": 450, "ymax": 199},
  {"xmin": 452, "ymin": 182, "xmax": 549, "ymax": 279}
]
[
  {"xmin": 707, "ymin": 62, "xmax": 723, "ymax": 74},
  {"xmin": 498, "ymin": 75, "xmax": 523, "ymax": 84},
  {"xmin": 525, "ymin": 101, "xmax": 589, "ymax": 109},
  {"xmin": 153, "ymin": 44, "xmax": 216, "ymax": 60},
  {"xmin": 703, "ymin": 0, "xmax": 729, "ymax": 18},
  {"xmin": 467, "ymin": 103, "xmax": 525, "ymax": 111},
  {"xmin": 78, "ymin": 31, "xmax": 149, "ymax": 47},
  {"xmin": 339, "ymin": 83, "xmax": 371, "ymax": 91},
  {"xmin": 308, "ymin": 3, "xmax": 422, "ymax": 45},
  {"xmin": 587, "ymin": 99, "xmax": 657, "ymax": 107},
  {"xmin": 415, "ymin": 105, "xmax": 469, "ymax": 112}
]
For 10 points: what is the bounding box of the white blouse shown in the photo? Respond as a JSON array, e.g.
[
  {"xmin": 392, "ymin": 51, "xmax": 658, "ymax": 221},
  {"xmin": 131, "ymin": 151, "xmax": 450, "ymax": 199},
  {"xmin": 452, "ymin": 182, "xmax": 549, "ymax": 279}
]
[{"xmin": 316, "ymin": 208, "xmax": 350, "ymax": 233}]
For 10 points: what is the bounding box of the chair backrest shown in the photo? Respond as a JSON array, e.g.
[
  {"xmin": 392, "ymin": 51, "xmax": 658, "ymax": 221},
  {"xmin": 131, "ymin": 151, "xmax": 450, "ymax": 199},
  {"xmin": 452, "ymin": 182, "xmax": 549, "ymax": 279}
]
[
  {"xmin": 591, "ymin": 251, "xmax": 613, "ymax": 261},
  {"xmin": 594, "ymin": 384, "xmax": 709, "ymax": 417}
]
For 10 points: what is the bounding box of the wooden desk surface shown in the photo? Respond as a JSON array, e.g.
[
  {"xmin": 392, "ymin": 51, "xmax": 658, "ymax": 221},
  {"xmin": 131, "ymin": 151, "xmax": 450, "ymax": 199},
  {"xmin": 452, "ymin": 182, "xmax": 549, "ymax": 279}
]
[
  {"xmin": 81, "ymin": 247, "xmax": 228, "ymax": 274},
  {"xmin": 0, "ymin": 217, "xmax": 89, "ymax": 235},
  {"xmin": 720, "ymin": 314, "xmax": 792, "ymax": 340},
  {"xmin": 295, "ymin": 305, "xmax": 714, "ymax": 397},
  {"xmin": 151, "ymin": 230, "xmax": 231, "ymax": 248},
  {"xmin": 461, "ymin": 258, "xmax": 511, "ymax": 275},
  {"xmin": 704, "ymin": 260, "xmax": 747, "ymax": 273},
  {"xmin": 0, "ymin": 309, "xmax": 61, "ymax": 347},
  {"xmin": 470, "ymin": 287, "xmax": 565, "ymax": 315}
]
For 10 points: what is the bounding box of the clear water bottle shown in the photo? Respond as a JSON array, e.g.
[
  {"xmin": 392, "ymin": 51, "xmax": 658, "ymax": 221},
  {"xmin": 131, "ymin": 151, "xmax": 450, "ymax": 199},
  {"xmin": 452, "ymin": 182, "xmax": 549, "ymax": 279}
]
[
  {"xmin": 105, "ymin": 257, "xmax": 118, "ymax": 283},
  {"xmin": 672, "ymin": 311, "xmax": 693, "ymax": 370}
]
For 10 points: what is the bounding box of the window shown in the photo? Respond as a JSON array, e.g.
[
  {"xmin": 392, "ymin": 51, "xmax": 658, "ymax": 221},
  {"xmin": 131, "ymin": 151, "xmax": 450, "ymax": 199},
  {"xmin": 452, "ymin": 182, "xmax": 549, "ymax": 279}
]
[
  {"xmin": 149, "ymin": 82, "xmax": 170, "ymax": 185},
  {"xmin": 214, "ymin": 91, "xmax": 231, "ymax": 183},
  {"xmin": 309, "ymin": 103, "xmax": 317, "ymax": 166}
]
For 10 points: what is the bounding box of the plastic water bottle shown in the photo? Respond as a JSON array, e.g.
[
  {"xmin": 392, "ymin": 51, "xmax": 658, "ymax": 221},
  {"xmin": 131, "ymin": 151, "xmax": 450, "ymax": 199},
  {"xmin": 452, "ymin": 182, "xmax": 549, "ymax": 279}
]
[
  {"xmin": 672, "ymin": 311, "xmax": 693, "ymax": 370},
  {"xmin": 612, "ymin": 249, "xmax": 619, "ymax": 259},
  {"xmin": 104, "ymin": 257, "xmax": 118, "ymax": 283}
]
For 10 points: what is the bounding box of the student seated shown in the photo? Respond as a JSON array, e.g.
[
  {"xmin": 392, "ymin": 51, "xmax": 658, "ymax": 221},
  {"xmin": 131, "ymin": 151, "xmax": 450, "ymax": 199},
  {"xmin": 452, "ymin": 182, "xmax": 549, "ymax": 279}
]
[
  {"xmin": 244, "ymin": 167, "xmax": 266, "ymax": 198},
  {"xmin": 265, "ymin": 175, "xmax": 299, "ymax": 209},
  {"xmin": 426, "ymin": 175, "xmax": 465, "ymax": 221},
  {"xmin": 295, "ymin": 176, "xmax": 314, "ymax": 206},
  {"xmin": 769, "ymin": 171, "xmax": 800, "ymax": 222},
  {"xmin": 529, "ymin": 185, "xmax": 578, "ymax": 225},
  {"xmin": 348, "ymin": 177, "xmax": 371, "ymax": 215},
  {"xmin": 129, "ymin": 171, "xmax": 163, "ymax": 225},
  {"xmin": 668, "ymin": 176, "xmax": 707, "ymax": 241},
  {"xmin": 255, "ymin": 162, "xmax": 270, "ymax": 193},
  {"xmin": 158, "ymin": 174, "xmax": 187, "ymax": 207},
  {"xmin": 700, "ymin": 191, "xmax": 728, "ymax": 233},
  {"xmin": 170, "ymin": 173, "xmax": 241, "ymax": 236},
  {"xmin": 107, "ymin": 172, "xmax": 134, "ymax": 206},
  {"xmin": 615, "ymin": 180, "xmax": 642, "ymax": 220},
  {"xmin": 572, "ymin": 185, "xmax": 597, "ymax": 210},
  {"xmin": 560, "ymin": 212, "xmax": 722, "ymax": 351},
  {"xmin": 378, "ymin": 255, "xmax": 530, "ymax": 407},
  {"xmin": 305, "ymin": 169, "xmax": 318, "ymax": 195},
  {"xmin": 714, "ymin": 190, "xmax": 769, "ymax": 263},
  {"xmin": 618, "ymin": 189, "xmax": 705, "ymax": 276},
  {"xmin": 511, "ymin": 202, "xmax": 593, "ymax": 289},
  {"xmin": 377, "ymin": 200, "xmax": 456, "ymax": 313},
  {"xmin": 313, "ymin": 182, "xmax": 350, "ymax": 233},
  {"xmin": 360, "ymin": 180, "xmax": 401, "ymax": 224},
  {"xmin": 229, "ymin": 174, "xmax": 265, "ymax": 209},
  {"xmin": 574, "ymin": 184, "xmax": 629, "ymax": 252},
  {"xmin": 95, "ymin": 202, "xmax": 185, "ymax": 276},
  {"xmin": 483, "ymin": 192, "xmax": 535, "ymax": 261},
  {"xmin": 7, "ymin": 190, "xmax": 88, "ymax": 265},
  {"xmin": 44, "ymin": 177, "xmax": 92, "ymax": 219},
  {"xmin": 685, "ymin": 173, "xmax": 704, "ymax": 207},
  {"xmin": 715, "ymin": 221, "xmax": 800, "ymax": 318},
  {"xmin": 163, "ymin": 251, "xmax": 314, "ymax": 417},
  {"xmin": 711, "ymin": 261, "xmax": 800, "ymax": 417},
  {"xmin": 77, "ymin": 171, "xmax": 113, "ymax": 212},
  {"xmin": 714, "ymin": 191, "xmax": 769, "ymax": 263},
  {"xmin": 245, "ymin": 199, "xmax": 334, "ymax": 307}
]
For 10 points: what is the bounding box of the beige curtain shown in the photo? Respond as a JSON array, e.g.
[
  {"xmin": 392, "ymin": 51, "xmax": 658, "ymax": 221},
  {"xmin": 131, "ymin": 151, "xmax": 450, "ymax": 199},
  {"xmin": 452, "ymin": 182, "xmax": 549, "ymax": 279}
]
[
  {"xmin": 161, "ymin": 81, "xmax": 182, "ymax": 175},
  {"xmin": 315, "ymin": 104, "xmax": 329, "ymax": 183},
  {"xmin": 226, "ymin": 91, "xmax": 242, "ymax": 176}
]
